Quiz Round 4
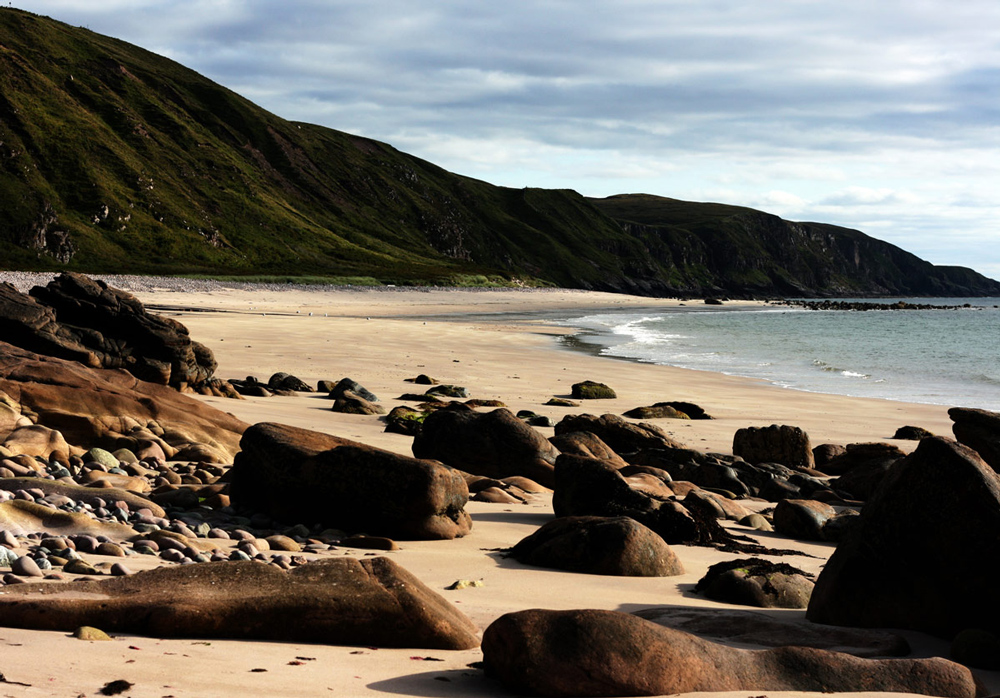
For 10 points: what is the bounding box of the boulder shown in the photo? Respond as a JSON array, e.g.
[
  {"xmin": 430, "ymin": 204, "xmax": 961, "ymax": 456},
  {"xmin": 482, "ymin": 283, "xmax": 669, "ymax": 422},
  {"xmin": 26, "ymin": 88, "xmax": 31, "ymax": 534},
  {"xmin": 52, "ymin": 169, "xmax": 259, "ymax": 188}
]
[
  {"xmin": 267, "ymin": 372, "xmax": 313, "ymax": 392},
  {"xmin": 412, "ymin": 407, "xmax": 559, "ymax": 487},
  {"xmin": 482, "ymin": 608, "xmax": 976, "ymax": 697},
  {"xmin": 634, "ymin": 606, "xmax": 910, "ymax": 657},
  {"xmin": 894, "ymin": 425, "xmax": 935, "ymax": 440},
  {"xmin": 230, "ymin": 422, "xmax": 471, "ymax": 540},
  {"xmin": 0, "ymin": 341, "xmax": 246, "ymax": 461},
  {"xmin": 695, "ymin": 557, "xmax": 815, "ymax": 608},
  {"xmin": 733, "ymin": 424, "xmax": 814, "ymax": 469},
  {"xmin": 328, "ymin": 377, "xmax": 378, "ymax": 403},
  {"xmin": 384, "ymin": 406, "xmax": 426, "ymax": 436},
  {"xmin": 425, "ymin": 384, "xmax": 469, "ymax": 399},
  {"xmin": 571, "ymin": 381, "xmax": 616, "ymax": 399},
  {"xmin": 772, "ymin": 498, "xmax": 837, "ymax": 541},
  {"xmin": 950, "ymin": 406, "xmax": 1000, "ymax": 471},
  {"xmin": 823, "ymin": 441, "xmax": 906, "ymax": 476},
  {"xmin": 0, "ymin": 557, "xmax": 479, "ymax": 650},
  {"xmin": 807, "ymin": 436, "xmax": 1000, "ymax": 637},
  {"xmin": 509, "ymin": 516, "xmax": 684, "ymax": 577},
  {"xmin": 548, "ymin": 431, "xmax": 628, "ymax": 468},
  {"xmin": 332, "ymin": 390, "xmax": 386, "ymax": 415},
  {"xmin": 813, "ymin": 443, "xmax": 846, "ymax": 470},
  {"xmin": 554, "ymin": 413, "xmax": 682, "ymax": 455},
  {"xmin": 624, "ymin": 401, "xmax": 711, "ymax": 420},
  {"xmin": 0, "ymin": 273, "xmax": 217, "ymax": 390}
]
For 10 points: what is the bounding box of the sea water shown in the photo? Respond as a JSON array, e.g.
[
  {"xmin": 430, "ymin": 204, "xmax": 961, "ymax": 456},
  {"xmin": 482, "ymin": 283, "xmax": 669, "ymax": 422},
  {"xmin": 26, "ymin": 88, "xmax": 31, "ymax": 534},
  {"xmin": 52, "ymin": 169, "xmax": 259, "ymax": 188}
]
[{"xmin": 560, "ymin": 298, "xmax": 1000, "ymax": 411}]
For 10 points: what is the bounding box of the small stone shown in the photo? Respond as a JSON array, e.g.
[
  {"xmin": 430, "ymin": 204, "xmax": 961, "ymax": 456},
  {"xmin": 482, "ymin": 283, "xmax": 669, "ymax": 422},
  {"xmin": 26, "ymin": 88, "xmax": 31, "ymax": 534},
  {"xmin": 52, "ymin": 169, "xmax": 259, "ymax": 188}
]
[
  {"xmin": 64, "ymin": 559, "xmax": 100, "ymax": 575},
  {"xmin": 11, "ymin": 556, "xmax": 43, "ymax": 577},
  {"xmin": 95, "ymin": 542, "xmax": 126, "ymax": 557},
  {"xmin": 110, "ymin": 562, "xmax": 133, "ymax": 576},
  {"xmin": 447, "ymin": 579, "xmax": 484, "ymax": 590},
  {"xmin": 73, "ymin": 625, "xmax": 112, "ymax": 641}
]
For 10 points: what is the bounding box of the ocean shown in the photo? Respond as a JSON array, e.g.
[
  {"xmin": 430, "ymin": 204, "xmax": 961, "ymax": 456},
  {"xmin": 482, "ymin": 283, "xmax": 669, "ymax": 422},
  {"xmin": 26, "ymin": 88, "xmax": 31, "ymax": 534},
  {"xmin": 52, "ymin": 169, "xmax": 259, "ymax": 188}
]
[{"xmin": 559, "ymin": 298, "xmax": 1000, "ymax": 411}]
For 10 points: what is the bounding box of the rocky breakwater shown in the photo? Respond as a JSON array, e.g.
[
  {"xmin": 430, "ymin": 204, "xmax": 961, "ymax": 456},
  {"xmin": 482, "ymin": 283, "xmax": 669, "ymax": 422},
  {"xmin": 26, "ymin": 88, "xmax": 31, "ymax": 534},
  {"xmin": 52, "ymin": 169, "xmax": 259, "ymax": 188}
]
[{"xmin": 0, "ymin": 272, "xmax": 235, "ymax": 396}]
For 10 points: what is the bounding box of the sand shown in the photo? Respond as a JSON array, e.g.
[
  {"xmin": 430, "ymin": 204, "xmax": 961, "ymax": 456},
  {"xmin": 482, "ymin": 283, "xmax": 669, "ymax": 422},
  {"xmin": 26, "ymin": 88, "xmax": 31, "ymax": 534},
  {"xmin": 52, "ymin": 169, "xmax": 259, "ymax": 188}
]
[{"xmin": 0, "ymin": 284, "xmax": 990, "ymax": 698}]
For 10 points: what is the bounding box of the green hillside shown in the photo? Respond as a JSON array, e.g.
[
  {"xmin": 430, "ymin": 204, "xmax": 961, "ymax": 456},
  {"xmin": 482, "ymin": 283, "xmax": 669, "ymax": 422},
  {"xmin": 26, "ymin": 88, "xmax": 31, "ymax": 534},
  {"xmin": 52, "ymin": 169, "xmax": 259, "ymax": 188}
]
[{"xmin": 2, "ymin": 8, "xmax": 997, "ymax": 297}]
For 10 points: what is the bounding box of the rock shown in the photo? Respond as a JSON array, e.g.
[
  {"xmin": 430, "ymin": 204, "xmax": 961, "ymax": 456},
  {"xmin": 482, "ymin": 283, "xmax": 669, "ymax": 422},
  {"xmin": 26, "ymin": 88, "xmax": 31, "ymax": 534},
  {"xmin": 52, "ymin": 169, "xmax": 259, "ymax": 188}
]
[
  {"xmin": 424, "ymin": 384, "xmax": 469, "ymax": 399},
  {"xmin": 328, "ymin": 377, "xmax": 378, "ymax": 403},
  {"xmin": 0, "ymin": 557, "xmax": 480, "ymax": 650},
  {"xmin": 471, "ymin": 487, "xmax": 523, "ymax": 504},
  {"xmin": 951, "ymin": 628, "xmax": 1000, "ymax": 670},
  {"xmin": 516, "ymin": 410, "xmax": 551, "ymax": 427},
  {"xmin": 813, "ymin": 443, "xmax": 846, "ymax": 469},
  {"xmin": 109, "ymin": 563, "xmax": 132, "ymax": 576},
  {"xmin": 481, "ymin": 608, "xmax": 976, "ymax": 697},
  {"xmin": 384, "ymin": 405, "xmax": 426, "ymax": 436},
  {"xmin": 84, "ymin": 447, "xmax": 119, "ymax": 469},
  {"xmin": 0, "ymin": 500, "xmax": 135, "ymax": 539},
  {"xmin": 410, "ymin": 374, "xmax": 437, "ymax": 385},
  {"xmin": 950, "ymin": 406, "xmax": 1000, "ymax": 471},
  {"xmin": 545, "ymin": 397, "xmax": 579, "ymax": 407},
  {"xmin": 695, "ymin": 557, "xmax": 814, "ymax": 608},
  {"xmin": 0, "ymin": 341, "xmax": 246, "ymax": 461},
  {"xmin": 0, "ymin": 478, "xmax": 165, "ymax": 518},
  {"xmin": 230, "ymin": 422, "xmax": 471, "ymax": 540},
  {"xmin": 332, "ymin": 390, "xmax": 386, "ymax": 415},
  {"xmin": 624, "ymin": 401, "xmax": 712, "ymax": 420},
  {"xmin": 738, "ymin": 513, "xmax": 773, "ymax": 531},
  {"xmin": 773, "ymin": 498, "xmax": 837, "ymax": 541},
  {"xmin": 2, "ymin": 424, "xmax": 71, "ymax": 460},
  {"xmin": 509, "ymin": 516, "xmax": 684, "ymax": 576},
  {"xmin": 824, "ymin": 441, "xmax": 906, "ymax": 477},
  {"xmin": 0, "ymin": 273, "xmax": 218, "ymax": 390},
  {"xmin": 73, "ymin": 625, "xmax": 112, "ymax": 641},
  {"xmin": 554, "ymin": 413, "xmax": 682, "ymax": 455},
  {"xmin": 820, "ymin": 508, "xmax": 862, "ymax": 542},
  {"xmin": 11, "ymin": 555, "xmax": 43, "ymax": 577},
  {"xmin": 570, "ymin": 380, "xmax": 616, "ymax": 399},
  {"xmin": 807, "ymin": 436, "xmax": 1000, "ymax": 637},
  {"xmin": 264, "ymin": 535, "xmax": 301, "ymax": 552},
  {"xmin": 63, "ymin": 559, "xmax": 100, "ymax": 575},
  {"xmin": 339, "ymin": 535, "xmax": 399, "ymax": 551},
  {"xmin": 267, "ymin": 372, "xmax": 313, "ymax": 392},
  {"xmin": 316, "ymin": 380, "xmax": 337, "ymax": 393},
  {"xmin": 894, "ymin": 425, "xmax": 935, "ymax": 440},
  {"xmin": 733, "ymin": 424, "xmax": 814, "ymax": 468},
  {"xmin": 634, "ymin": 606, "xmax": 910, "ymax": 657},
  {"xmin": 548, "ymin": 431, "xmax": 628, "ymax": 468},
  {"xmin": 412, "ymin": 407, "xmax": 559, "ymax": 487}
]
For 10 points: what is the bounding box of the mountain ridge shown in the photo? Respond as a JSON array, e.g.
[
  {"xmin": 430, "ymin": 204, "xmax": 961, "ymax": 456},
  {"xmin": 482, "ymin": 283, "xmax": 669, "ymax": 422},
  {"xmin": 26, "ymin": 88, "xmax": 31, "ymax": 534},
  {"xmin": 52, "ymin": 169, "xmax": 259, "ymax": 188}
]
[{"xmin": 2, "ymin": 8, "xmax": 998, "ymax": 297}]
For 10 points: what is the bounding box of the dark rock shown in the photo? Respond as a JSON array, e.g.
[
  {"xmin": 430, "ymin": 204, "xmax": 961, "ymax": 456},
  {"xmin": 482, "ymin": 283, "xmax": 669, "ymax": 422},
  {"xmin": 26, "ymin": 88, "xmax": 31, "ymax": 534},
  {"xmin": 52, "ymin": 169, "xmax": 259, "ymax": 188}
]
[
  {"xmin": 471, "ymin": 487, "xmax": 523, "ymax": 504},
  {"xmin": 230, "ymin": 422, "xmax": 471, "ymax": 540},
  {"xmin": 384, "ymin": 406, "xmax": 426, "ymax": 436},
  {"xmin": 509, "ymin": 516, "xmax": 684, "ymax": 577},
  {"xmin": 813, "ymin": 443, "xmax": 846, "ymax": 469},
  {"xmin": 807, "ymin": 436, "xmax": 1000, "ymax": 637},
  {"xmin": 0, "ymin": 558, "xmax": 479, "ymax": 649},
  {"xmin": 316, "ymin": 380, "xmax": 337, "ymax": 393},
  {"xmin": 545, "ymin": 397, "xmax": 579, "ymax": 407},
  {"xmin": 950, "ymin": 406, "xmax": 1000, "ymax": 471},
  {"xmin": 773, "ymin": 498, "xmax": 837, "ymax": 541},
  {"xmin": 0, "ymin": 273, "xmax": 218, "ymax": 391},
  {"xmin": 516, "ymin": 410, "xmax": 551, "ymax": 427},
  {"xmin": 570, "ymin": 381, "xmax": 616, "ymax": 399},
  {"xmin": 328, "ymin": 377, "xmax": 378, "ymax": 403},
  {"xmin": 624, "ymin": 401, "xmax": 712, "ymax": 420},
  {"xmin": 733, "ymin": 424, "xmax": 814, "ymax": 468},
  {"xmin": 332, "ymin": 390, "xmax": 386, "ymax": 415},
  {"xmin": 951, "ymin": 628, "xmax": 1000, "ymax": 670},
  {"xmin": 554, "ymin": 413, "xmax": 682, "ymax": 455},
  {"xmin": 425, "ymin": 384, "xmax": 469, "ymax": 398},
  {"xmin": 267, "ymin": 372, "xmax": 313, "ymax": 392},
  {"xmin": 481, "ymin": 608, "xmax": 976, "ymax": 697},
  {"xmin": 695, "ymin": 557, "xmax": 814, "ymax": 608},
  {"xmin": 829, "ymin": 443, "xmax": 908, "ymax": 500},
  {"xmin": 411, "ymin": 374, "xmax": 438, "ymax": 385},
  {"xmin": 548, "ymin": 431, "xmax": 628, "ymax": 468},
  {"xmin": 820, "ymin": 508, "xmax": 862, "ymax": 542},
  {"xmin": 412, "ymin": 408, "xmax": 559, "ymax": 487},
  {"xmin": 634, "ymin": 606, "xmax": 910, "ymax": 657},
  {"xmin": 894, "ymin": 425, "xmax": 935, "ymax": 440}
]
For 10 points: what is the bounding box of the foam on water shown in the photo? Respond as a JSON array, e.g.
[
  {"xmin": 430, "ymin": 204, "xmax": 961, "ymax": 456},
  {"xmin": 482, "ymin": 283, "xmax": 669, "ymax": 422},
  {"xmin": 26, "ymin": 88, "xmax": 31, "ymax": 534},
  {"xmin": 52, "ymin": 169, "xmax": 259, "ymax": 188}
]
[{"xmin": 560, "ymin": 299, "xmax": 1000, "ymax": 411}]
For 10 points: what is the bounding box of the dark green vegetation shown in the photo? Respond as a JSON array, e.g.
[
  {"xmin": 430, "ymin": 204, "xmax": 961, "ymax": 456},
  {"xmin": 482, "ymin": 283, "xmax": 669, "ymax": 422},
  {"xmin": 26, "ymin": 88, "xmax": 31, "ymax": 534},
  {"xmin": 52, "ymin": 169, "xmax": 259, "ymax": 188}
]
[{"xmin": 3, "ymin": 8, "xmax": 998, "ymax": 297}]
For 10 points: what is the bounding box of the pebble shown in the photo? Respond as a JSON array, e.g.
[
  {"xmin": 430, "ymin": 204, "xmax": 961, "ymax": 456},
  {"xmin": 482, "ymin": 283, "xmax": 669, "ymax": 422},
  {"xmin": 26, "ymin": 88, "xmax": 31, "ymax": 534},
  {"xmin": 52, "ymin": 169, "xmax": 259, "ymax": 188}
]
[
  {"xmin": 160, "ymin": 549, "xmax": 186, "ymax": 563},
  {"xmin": 11, "ymin": 556, "xmax": 44, "ymax": 577},
  {"xmin": 64, "ymin": 559, "xmax": 99, "ymax": 575},
  {"xmin": 95, "ymin": 542, "xmax": 126, "ymax": 557}
]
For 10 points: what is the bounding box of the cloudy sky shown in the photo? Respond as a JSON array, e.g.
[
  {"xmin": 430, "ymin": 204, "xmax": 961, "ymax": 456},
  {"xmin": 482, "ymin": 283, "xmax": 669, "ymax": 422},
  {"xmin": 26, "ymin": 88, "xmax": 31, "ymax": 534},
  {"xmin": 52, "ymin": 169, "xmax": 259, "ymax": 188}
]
[{"xmin": 15, "ymin": 1, "xmax": 1000, "ymax": 280}]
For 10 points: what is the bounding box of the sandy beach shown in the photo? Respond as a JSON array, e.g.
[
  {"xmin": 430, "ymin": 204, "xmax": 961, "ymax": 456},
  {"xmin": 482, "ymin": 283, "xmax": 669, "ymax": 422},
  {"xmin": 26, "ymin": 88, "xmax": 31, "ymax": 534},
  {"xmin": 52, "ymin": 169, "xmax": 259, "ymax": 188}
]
[{"xmin": 0, "ymin": 281, "xmax": 992, "ymax": 698}]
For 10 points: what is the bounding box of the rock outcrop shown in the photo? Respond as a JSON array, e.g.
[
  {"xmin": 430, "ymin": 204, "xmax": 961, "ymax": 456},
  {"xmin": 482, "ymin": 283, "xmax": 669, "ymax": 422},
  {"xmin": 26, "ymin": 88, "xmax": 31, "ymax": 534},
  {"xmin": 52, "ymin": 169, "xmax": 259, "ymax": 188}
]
[
  {"xmin": 950, "ymin": 406, "xmax": 1000, "ymax": 472},
  {"xmin": 0, "ymin": 557, "xmax": 480, "ymax": 649},
  {"xmin": 0, "ymin": 273, "xmax": 220, "ymax": 392},
  {"xmin": 733, "ymin": 424, "xmax": 814, "ymax": 469},
  {"xmin": 230, "ymin": 422, "xmax": 471, "ymax": 539},
  {"xmin": 482, "ymin": 608, "xmax": 976, "ymax": 697}
]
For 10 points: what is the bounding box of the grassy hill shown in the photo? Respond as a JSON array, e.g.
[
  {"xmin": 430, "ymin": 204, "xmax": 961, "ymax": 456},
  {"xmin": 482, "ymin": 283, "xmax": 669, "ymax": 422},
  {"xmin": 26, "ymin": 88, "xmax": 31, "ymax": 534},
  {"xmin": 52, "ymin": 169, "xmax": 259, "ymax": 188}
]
[{"xmin": 2, "ymin": 8, "xmax": 997, "ymax": 297}]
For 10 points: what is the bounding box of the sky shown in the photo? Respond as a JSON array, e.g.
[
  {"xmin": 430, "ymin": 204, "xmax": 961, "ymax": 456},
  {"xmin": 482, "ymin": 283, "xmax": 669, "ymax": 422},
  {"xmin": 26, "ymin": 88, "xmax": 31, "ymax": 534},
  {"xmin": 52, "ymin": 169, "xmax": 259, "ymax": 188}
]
[{"xmin": 13, "ymin": 1, "xmax": 1000, "ymax": 280}]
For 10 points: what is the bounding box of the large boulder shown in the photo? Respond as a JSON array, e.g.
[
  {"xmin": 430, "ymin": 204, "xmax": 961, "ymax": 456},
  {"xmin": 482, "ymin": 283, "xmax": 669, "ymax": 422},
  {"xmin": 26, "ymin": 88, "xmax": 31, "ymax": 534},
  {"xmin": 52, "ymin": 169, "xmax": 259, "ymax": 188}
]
[
  {"xmin": 412, "ymin": 407, "xmax": 558, "ymax": 487},
  {"xmin": 0, "ymin": 557, "xmax": 479, "ymax": 650},
  {"xmin": 733, "ymin": 424, "xmax": 814, "ymax": 469},
  {"xmin": 0, "ymin": 273, "xmax": 217, "ymax": 391},
  {"xmin": 807, "ymin": 436, "xmax": 1000, "ymax": 637},
  {"xmin": 950, "ymin": 407, "xmax": 1000, "ymax": 472},
  {"xmin": 509, "ymin": 516, "xmax": 684, "ymax": 577},
  {"xmin": 230, "ymin": 422, "xmax": 471, "ymax": 539},
  {"xmin": 0, "ymin": 341, "xmax": 246, "ymax": 461},
  {"xmin": 482, "ymin": 608, "xmax": 976, "ymax": 697},
  {"xmin": 554, "ymin": 413, "xmax": 682, "ymax": 455}
]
